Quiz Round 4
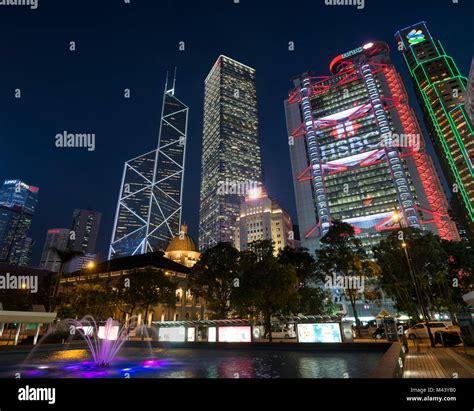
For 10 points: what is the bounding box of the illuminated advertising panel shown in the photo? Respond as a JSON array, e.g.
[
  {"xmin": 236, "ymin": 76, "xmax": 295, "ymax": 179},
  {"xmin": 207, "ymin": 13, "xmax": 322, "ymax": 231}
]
[
  {"xmin": 98, "ymin": 326, "xmax": 119, "ymax": 341},
  {"xmin": 158, "ymin": 327, "xmax": 186, "ymax": 342},
  {"xmin": 218, "ymin": 326, "xmax": 252, "ymax": 342},
  {"xmin": 297, "ymin": 323, "xmax": 342, "ymax": 343},
  {"xmin": 187, "ymin": 327, "xmax": 195, "ymax": 342},
  {"xmin": 208, "ymin": 327, "xmax": 217, "ymax": 342}
]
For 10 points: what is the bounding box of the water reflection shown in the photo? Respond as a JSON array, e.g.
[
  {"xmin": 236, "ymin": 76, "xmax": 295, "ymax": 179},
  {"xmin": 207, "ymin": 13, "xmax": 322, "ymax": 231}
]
[{"xmin": 0, "ymin": 347, "xmax": 382, "ymax": 379}]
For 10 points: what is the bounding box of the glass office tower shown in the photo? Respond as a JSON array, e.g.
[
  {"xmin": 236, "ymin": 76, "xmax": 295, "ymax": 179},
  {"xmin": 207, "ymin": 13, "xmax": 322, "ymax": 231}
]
[
  {"xmin": 110, "ymin": 78, "xmax": 188, "ymax": 258},
  {"xmin": 0, "ymin": 179, "xmax": 39, "ymax": 265},
  {"xmin": 285, "ymin": 41, "xmax": 459, "ymax": 253},
  {"xmin": 395, "ymin": 22, "xmax": 473, "ymax": 240},
  {"xmin": 199, "ymin": 55, "xmax": 263, "ymax": 251}
]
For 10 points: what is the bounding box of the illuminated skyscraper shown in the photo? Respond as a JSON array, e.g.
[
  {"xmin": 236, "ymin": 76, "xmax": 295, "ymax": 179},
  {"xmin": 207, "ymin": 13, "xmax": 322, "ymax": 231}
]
[
  {"xmin": 0, "ymin": 179, "xmax": 39, "ymax": 265},
  {"xmin": 395, "ymin": 22, "xmax": 474, "ymax": 240},
  {"xmin": 234, "ymin": 187, "xmax": 294, "ymax": 255},
  {"xmin": 110, "ymin": 76, "xmax": 188, "ymax": 258},
  {"xmin": 66, "ymin": 209, "xmax": 101, "ymax": 272},
  {"xmin": 199, "ymin": 55, "xmax": 263, "ymax": 251},
  {"xmin": 39, "ymin": 228, "xmax": 69, "ymax": 272},
  {"xmin": 285, "ymin": 41, "xmax": 459, "ymax": 253}
]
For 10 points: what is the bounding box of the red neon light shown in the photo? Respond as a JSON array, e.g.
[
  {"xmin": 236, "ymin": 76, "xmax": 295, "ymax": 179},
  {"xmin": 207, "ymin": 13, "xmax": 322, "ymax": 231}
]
[
  {"xmin": 297, "ymin": 165, "xmax": 312, "ymax": 182},
  {"xmin": 383, "ymin": 66, "xmax": 460, "ymax": 241},
  {"xmin": 304, "ymin": 222, "xmax": 321, "ymax": 239},
  {"xmin": 291, "ymin": 124, "xmax": 306, "ymax": 138}
]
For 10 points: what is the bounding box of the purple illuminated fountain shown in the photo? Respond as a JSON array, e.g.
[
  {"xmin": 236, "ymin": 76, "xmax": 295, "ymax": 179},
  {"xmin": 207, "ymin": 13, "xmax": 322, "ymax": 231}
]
[{"xmin": 66, "ymin": 316, "xmax": 141, "ymax": 367}]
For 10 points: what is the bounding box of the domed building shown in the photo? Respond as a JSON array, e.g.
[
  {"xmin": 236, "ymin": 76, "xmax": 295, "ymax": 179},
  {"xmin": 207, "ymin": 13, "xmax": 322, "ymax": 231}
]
[{"xmin": 164, "ymin": 224, "xmax": 200, "ymax": 268}]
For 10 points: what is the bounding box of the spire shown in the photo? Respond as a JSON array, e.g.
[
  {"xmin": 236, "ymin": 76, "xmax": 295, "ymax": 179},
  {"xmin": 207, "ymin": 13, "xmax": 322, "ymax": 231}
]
[
  {"xmin": 164, "ymin": 68, "xmax": 177, "ymax": 96},
  {"xmin": 172, "ymin": 66, "xmax": 177, "ymax": 96}
]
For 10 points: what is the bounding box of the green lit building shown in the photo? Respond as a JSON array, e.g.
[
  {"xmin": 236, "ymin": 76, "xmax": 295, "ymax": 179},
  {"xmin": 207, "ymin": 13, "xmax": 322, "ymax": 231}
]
[{"xmin": 395, "ymin": 22, "xmax": 474, "ymax": 240}]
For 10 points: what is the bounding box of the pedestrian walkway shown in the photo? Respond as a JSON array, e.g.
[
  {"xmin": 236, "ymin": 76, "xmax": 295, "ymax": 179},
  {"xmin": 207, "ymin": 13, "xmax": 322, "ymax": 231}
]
[{"xmin": 403, "ymin": 344, "xmax": 474, "ymax": 378}]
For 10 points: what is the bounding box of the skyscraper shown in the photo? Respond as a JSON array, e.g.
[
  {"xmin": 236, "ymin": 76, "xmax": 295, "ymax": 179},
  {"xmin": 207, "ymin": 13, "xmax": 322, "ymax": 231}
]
[
  {"xmin": 234, "ymin": 187, "xmax": 294, "ymax": 255},
  {"xmin": 395, "ymin": 22, "xmax": 474, "ymax": 240},
  {"xmin": 285, "ymin": 41, "xmax": 459, "ymax": 253},
  {"xmin": 199, "ymin": 55, "xmax": 263, "ymax": 251},
  {"xmin": 39, "ymin": 228, "xmax": 70, "ymax": 272},
  {"xmin": 110, "ymin": 76, "xmax": 188, "ymax": 258},
  {"xmin": 65, "ymin": 209, "xmax": 101, "ymax": 273},
  {"xmin": 68, "ymin": 209, "xmax": 101, "ymax": 255},
  {"xmin": 0, "ymin": 179, "xmax": 39, "ymax": 265}
]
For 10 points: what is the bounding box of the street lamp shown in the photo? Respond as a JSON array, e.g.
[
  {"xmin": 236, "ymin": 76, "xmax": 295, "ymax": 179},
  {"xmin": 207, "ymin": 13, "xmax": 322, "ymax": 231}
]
[
  {"xmin": 87, "ymin": 261, "xmax": 95, "ymax": 269},
  {"xmin": 392, "ymin": 208, "xmax": 435, "ymax": 347}
]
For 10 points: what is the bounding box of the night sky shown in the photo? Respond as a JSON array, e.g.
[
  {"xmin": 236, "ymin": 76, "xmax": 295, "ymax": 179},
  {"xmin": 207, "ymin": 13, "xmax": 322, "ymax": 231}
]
[{"xmin": 0, "ymin": 0, "xmax": 472, "ymax": 264}]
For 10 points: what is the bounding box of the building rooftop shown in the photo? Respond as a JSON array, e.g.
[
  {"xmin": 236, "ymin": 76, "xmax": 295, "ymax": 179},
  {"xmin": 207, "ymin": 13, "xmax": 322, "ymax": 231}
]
[
  {"xmin": 67, "ymin": 251, "xmax": 190, "ymax": 277},
  {"xmin": 166, "ymin": 224, "xmax": 198, "ymax": 253}
]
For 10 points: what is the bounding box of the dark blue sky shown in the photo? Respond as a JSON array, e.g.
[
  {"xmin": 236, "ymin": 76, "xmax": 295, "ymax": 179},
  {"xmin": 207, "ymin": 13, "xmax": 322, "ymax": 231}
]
[{"xmin": 0, "ymin": 0, "xmax": 472, "ymax": 264}]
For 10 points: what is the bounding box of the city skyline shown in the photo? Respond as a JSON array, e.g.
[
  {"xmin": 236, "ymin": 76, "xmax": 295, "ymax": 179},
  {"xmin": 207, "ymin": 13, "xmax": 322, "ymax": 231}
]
[{"xmin": 0, "ymin": 1, "xmax": 472, "ymax": 264}]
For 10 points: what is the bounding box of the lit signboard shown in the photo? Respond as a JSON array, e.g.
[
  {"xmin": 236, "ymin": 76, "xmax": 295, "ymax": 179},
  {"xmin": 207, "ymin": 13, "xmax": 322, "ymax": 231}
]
[
  {"xmin": 208, "ymin": 327, "xmax": 217, "ymax": 342},
  {"xmin": 297, "ymin": 323, "xmax": 342, "ymax": 343},
  {"xmin": 218, "ymin": 326, "xmax": 252, "ymax": 343},
  {"xmin": 98, "ymin": 326, "xmax": 119, "ymax": 341},
  {"xmin": 158, "ymin": 327, "xmax": 186, "ymax": 342},
  {"xmin": 407, "ymin": 29, "xmax": 425, "ymax": 45},
  {"xmin": 187, "ymin": 327, "xmax": 195, "ymax": 342}
]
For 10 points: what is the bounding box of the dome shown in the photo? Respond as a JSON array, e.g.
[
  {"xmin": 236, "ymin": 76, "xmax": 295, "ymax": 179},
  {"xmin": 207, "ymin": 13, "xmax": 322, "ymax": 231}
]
[{"xmin": 166, "ymin": 224, "xmax": 198, "ymax": 253}]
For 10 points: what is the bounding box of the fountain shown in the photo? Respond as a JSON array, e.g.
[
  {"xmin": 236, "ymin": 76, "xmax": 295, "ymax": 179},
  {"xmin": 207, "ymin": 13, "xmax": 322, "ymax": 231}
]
[{"xmin": 66, "ymin": 316, "xmax": 141, "ymax": 367}]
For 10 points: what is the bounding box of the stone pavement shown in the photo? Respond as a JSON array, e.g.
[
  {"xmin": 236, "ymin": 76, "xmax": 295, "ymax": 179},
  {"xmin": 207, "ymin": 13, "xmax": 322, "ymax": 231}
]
[{"xmin": 403, "ymin": 342, "xmax": 474, "ymax": 378}]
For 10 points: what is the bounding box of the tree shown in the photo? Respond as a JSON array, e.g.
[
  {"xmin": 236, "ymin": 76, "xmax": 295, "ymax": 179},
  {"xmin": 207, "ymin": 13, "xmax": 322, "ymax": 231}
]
[
  {"xmin": 374, "ymin": 229, "xmax": 473, "ymax": 324},
  {"xmin": 278, "ymin": 246, "xmax": 326, "ymax": 315},
  {"xmin": 136, "ymin": 270, "xmax": 176, "ymax": 329},
  {"xmin": 316, "ymin": 221, "xmax": 381, "ymax": 337},
  {"xmin": 57, "ymin": 283, "xmax": 114, "ymax": 320},
  {"xmin": 233, "ymin": 240, "xmax": 300, "ymax": 342},
  {"xmin": 190, "ymin": 242, "xmax": 240, "ymax": 319},
  {"xmin": 49, "ymin": 247, "xmax": 84, "ymax": 312},
  {"xmin": 114, "ymin": 269, "xmax": 176, "ymax": 328}
]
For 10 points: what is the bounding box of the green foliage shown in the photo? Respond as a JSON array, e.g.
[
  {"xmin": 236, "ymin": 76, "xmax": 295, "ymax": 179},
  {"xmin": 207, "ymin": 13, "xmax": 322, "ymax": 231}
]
[
  {"xmin": 190, "ymin": 242, "xmax": 240, "ymax": 319},
  {"xmin": 374, "ymin": 229, "xmax": 473, "ymax": 322},
  {"xmin": 233, "ymin": 240, "xmax": 299, "ymax": 340},
  {"xmin": 57, "ymin": 283, "xmax": 114, "ymax": 320},
  {"xmin": 113, "ymin": 269, "xmax": 176, "ymax": 319},
  {"xmin": 316, "ymin": 221, "xmax": 382, "ymax": 334}
]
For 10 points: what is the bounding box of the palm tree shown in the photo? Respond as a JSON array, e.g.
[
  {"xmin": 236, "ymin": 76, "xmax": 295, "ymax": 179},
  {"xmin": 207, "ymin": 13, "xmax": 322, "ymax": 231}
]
[{"xmin": 49, "ymin": 247, "xmax": 84, "ymax": 313}]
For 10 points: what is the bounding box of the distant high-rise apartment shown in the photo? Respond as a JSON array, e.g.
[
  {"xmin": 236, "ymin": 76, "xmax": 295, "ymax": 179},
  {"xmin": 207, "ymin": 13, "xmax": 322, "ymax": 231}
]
[
  {"xmin": 395, "ymin": 22, "xmax": 474, "ymax": 240},
  {"xmin": 0, "ymin": 179, "xmax": 39, "ymax": 265},
  {"xmin": 199, "ymin": 55, "xmax": 263, "ymax": 251},
  {"xmin": 234, "ymin": 187, "xmax": 294, "ymax": 255},
  {"xmin": 285, "ymin": 41, "xmax": 459, "ymax": 253},
  {"xmin": 110, "ymin": 76, "xmax": 188, "ymax": 258},
  {"xmin": 39, "ymin": 228, "xmax": 69, "ymax": 272}
]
